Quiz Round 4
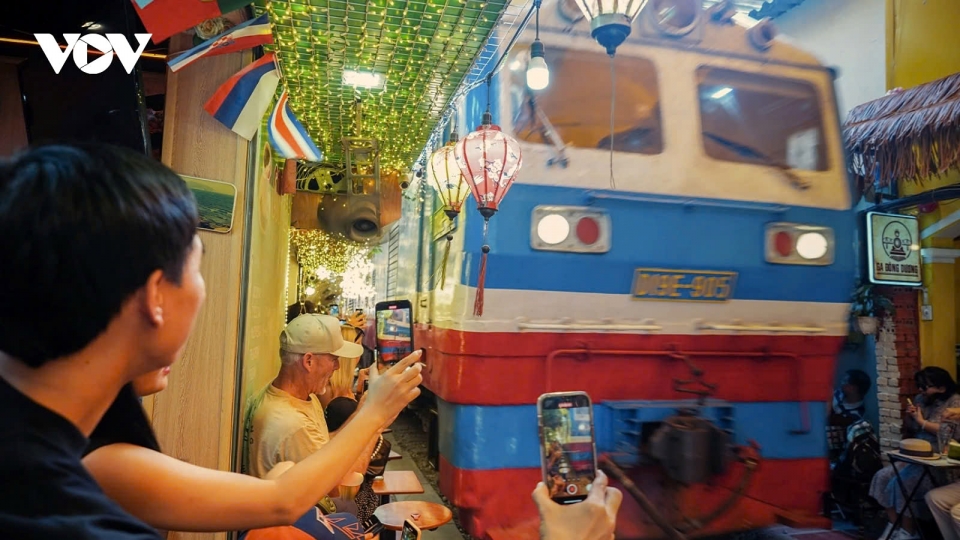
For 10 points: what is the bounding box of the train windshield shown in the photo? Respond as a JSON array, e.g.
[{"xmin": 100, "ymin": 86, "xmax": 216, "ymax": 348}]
[
  {"xmin": 697, "ymin": 66, "xmax": 828, "ymax": 172},
  {"xmin": 509, "ymin": 47, "xmax": 663, "ymax": 155}
]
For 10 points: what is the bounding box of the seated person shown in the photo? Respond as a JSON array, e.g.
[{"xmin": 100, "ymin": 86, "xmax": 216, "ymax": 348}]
[
  {"xmin": 287, "ymin": 300, "xmax": 320, "ymax": 323},
  {"xmin": 318, "ymin": 321, "xmax": 366, "ymax": 409},
  {"xmin": 835, "ymin": 369, "xmax": 870, "ymax": 419},
  {"xmin": 0, "ymin": 143, "xmax": 201, "ymax": 539},
  {"xmin": 870, "ymin": 367, "xmax": 960, "ymax": 540},
  {"xmin": 926, "ymin": 481, "xmax": 960, "ymax": 540},
  {"xmin": 248, "ymin": 314, "xmax": 399, "ymax": 515},
  {"xmin": 83, "ymin": 356, "xmax": 421, "ymax": 538},
  {"xmin": 828, "ymin": 370, "xmax": 880, "ymax": 493},
  {"xmin": 325, "ymin": 396, "xmax": 393, "ymax": 522}
]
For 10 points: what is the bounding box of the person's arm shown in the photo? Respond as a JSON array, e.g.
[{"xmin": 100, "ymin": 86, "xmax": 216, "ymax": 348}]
[
  {"xmin": 84, "ymin": 410, "xmax": 381, "ymax": 531},
  {"xmin": 84, "ymin": 352, "xmax": 423, "ymax": 532}
]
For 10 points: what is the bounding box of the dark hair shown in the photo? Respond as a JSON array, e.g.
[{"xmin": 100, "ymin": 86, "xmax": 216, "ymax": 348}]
[
  {"xmin": 845, "ymin": 369, "xmax": 871, "ymax": 397},
  {"xmin": 916, "ymin": 366, "xmax": 958, "ymax": 403},
  {"xmin": 325, "ymin": 396, "xmax": 358, "ymax": 432},
  {"xmin": 287, "ymin": 301, "xmax": 318, "ymax": 324},
  {"xmin": 0, "ymin": 144, "xmax": 198, "ymax": 366}
]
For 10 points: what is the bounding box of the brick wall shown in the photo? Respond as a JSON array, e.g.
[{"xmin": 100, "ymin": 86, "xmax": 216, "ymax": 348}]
[{"xmin": 874, "ymin": 286, "xmax": 920, "ymax": 453}]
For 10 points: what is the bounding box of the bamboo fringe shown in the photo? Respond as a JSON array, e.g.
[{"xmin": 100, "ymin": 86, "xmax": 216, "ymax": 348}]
[{"xmin": 843, "ymin": 72, "xmax": 960, "ymax": 192}]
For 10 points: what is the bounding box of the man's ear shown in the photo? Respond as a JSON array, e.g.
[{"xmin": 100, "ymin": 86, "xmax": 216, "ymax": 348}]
[
  {"xmin": 141, "ymin": 269, "xmax": 165, "ymax": 327},
  {"xmin": 301, "ymin": 352, "xmax": 315, "ymax": 371}
]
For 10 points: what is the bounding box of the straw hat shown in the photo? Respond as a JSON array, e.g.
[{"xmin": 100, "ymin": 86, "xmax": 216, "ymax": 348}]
[{"xmin": 898, "ymin": 438, "xmax": 939, "ymax": 460}]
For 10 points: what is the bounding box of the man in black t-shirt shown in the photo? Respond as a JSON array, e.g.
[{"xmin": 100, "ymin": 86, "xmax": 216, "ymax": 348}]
[{"xmin": 0, "ymin": 144, "xmax": 204, "ymax": 538}]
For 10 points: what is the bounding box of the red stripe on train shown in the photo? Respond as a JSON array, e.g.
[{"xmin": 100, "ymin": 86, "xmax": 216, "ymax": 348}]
[
  {"xmin": 439, "ymin": 454, "xmax": 829, "ymax": 539},
  {"xmin": 415, "ymin": 326, "xmax": 844, "ymax": 405}
]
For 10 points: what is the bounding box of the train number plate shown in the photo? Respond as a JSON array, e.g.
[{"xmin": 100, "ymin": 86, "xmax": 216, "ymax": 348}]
[{"xmin": 631, "ymin": 268, "xmax": 738, "ymax": 302}]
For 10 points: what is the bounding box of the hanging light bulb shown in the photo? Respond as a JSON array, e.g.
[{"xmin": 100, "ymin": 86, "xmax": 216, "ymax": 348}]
[
  {"xmin": 574, "ymin": 0, "xmax": 649, "ymax": 55},
  {"xmin": 526, "ymin": 42, "xmax": 549, "ymax": 90},
  {"xmin": 526, "ymin": 2, "xmax": 549, "ymax": 90}
]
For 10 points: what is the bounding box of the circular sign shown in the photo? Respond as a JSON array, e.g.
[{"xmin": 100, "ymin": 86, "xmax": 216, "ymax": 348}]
[{"xmin": 881, "ymin": 221, "xmax": 912, "ymax": 262}]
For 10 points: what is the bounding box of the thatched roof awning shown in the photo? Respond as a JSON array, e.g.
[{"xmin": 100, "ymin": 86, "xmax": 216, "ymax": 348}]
[{"xmin": 843, "ymin": 72, "xmax": 960, "ymax": 192}]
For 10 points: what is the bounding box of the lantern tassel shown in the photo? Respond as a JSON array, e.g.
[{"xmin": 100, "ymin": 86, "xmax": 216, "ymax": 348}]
[
  {"xmin": 474, "ymin": 220, "xmax": 490, "ymax": 317},
  {"xmin": 440, "ymin": 235, "xmax": 452, "ymax": 290}
]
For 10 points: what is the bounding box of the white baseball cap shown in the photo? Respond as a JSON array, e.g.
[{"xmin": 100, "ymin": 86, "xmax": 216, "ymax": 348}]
[{"xmin": 281, "ymin": 314, "xmax": 364, "ymax": 358}]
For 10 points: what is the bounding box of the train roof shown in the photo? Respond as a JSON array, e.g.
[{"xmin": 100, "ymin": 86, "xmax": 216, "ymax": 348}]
[{"xmin": 532, "ymin": 1, "xmax": 827, "ymax": 72}]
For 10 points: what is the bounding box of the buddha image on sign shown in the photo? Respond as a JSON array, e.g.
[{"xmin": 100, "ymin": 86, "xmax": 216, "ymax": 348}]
[{"xmin": 881, "ymin": 222, "xmax": 912, "ymax": 262}]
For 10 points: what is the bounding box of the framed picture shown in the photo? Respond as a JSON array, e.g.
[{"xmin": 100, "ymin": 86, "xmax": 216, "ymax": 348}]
[{"xmin": 181, "ymin": 175, "xmax": 237, "ymax": 234}]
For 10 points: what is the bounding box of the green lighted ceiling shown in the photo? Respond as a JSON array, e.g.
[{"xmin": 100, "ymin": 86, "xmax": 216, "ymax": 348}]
[{"xmin": 259, "ymin": 0, "xmax": 512, "ymax": 171}]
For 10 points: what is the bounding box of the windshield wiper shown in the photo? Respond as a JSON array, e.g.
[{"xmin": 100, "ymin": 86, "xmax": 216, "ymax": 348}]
[
  {"xmin": 526, "ymin": 95, "xmax": 569, "ymax": 168},
  {"xmin": 703, "ymin": 131, "xmax": 810, "ymax": 191}
]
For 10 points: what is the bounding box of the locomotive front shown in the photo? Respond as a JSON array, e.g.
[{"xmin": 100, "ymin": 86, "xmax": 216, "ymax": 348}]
[{"xmin": 402, "ymin": 1, "xmax": 857, "ymax": 538}]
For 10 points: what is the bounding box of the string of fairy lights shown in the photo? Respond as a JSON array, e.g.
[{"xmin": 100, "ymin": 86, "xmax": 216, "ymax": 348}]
[
  {"xmin": 258, "ymin": 0, "xmax": 509, "ymax": 171},
  {"xmin": 289, "ymin": 229, "xmax": 376, "ymax": 309},
  {"xmin": 258, "ymin": 0, "xmax": 514, "ymax": 309}
]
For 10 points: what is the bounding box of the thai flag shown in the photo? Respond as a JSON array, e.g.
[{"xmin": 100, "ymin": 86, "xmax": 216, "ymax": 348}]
[
  {"xmin": 204, "ymin": 53, "xmax": 279, "ymax": 141},
  {"xmin": 168, "ymin": 14, "xmax": 273, "ymax": 72},
  {"xmin": 267, "ymin": 90, "xmax": 323, "ymax": 162}
]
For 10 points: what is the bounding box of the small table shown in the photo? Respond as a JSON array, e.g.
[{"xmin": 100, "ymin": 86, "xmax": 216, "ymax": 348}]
[
  {"xmin": 375, "ymin": 501, "xmax": 453, "ymax": 540},
  {"xmin": 372, "ymin": 470, "xmax": 424, "ymax": 506},
  {"xmin": 887, "ymin": 451, "xmax": 960, "ymax": 540}
]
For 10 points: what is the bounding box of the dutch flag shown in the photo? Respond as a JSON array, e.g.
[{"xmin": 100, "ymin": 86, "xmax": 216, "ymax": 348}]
[
  {"xmin": 267, "ymin": 90, "xmax": 323, "ymax": 163},
  {"xmin": 204, "ymin": 53, "xmax": 280, "ymax": 141},
  {"xmin": 168, "ymin": 14, "xmax": 273, "ymax": 73}
]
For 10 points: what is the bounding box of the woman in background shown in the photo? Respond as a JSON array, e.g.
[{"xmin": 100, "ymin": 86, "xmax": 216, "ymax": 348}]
[{"xmin": 869, "ymin": 367, "xmax": 960, "ymax": 540}]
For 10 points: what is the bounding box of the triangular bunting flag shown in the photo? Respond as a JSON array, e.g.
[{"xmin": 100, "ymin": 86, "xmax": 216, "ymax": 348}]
[
  {"xmin": 169, "ymin": 13, "xmax": 273, "ymax": 72},
  {"xmin": 204, "ymin": 53, "xmax": 279, "ymax": 140},
  {"xmin": 131, "ymin": 0, "xmax": 254, "ymax": 44},
  {"xmin": 267, "ymin": 91, "xmax": 323, "ymax": 162}
]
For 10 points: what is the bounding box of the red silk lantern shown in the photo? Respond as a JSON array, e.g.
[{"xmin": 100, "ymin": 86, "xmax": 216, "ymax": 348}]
[{"xmin": 454, "ymin": 111, "xmax": 523, "ymax": 316}]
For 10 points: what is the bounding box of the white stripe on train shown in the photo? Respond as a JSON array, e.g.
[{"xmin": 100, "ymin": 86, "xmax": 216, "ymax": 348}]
[{"xmin": 426, "ymin": 285, "xmax": 849, "ymax": 336}]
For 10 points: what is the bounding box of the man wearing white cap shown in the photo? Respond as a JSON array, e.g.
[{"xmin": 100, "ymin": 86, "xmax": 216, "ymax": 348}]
[{"xmin": 247, "ymin": 314, "xmax": 391, "ymax": 515}]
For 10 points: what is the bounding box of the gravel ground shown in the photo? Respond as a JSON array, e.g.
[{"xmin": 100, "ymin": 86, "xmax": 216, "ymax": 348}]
[{"xmin": 388, "ymin": 408, "xmax": 480, "ymax": 540}]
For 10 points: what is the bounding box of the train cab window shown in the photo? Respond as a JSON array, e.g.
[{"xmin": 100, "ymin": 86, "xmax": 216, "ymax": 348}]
[
  {"xmin": 509, "ymin": 47, "xmax": 663, "ymax": 155},
  {"xmin": 696, "ymin": 66, "xmax": 827, "ymax": 171}
]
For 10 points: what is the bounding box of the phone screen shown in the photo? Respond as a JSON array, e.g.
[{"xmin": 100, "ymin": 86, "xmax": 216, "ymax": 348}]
[
  {"xmin": 538, "ymin": 392, "xmax": 597, "ymax": 503},
  {"xmin": 330, "ymin": 304, "xmax": 340, "ymax": 317},
  {"xmin": 375, "ymin": 301, "xmax": 413, "ymax": 363},
  {"xmin": 401, "ymin": 520, "xmax": 420, "ymax": 540}
]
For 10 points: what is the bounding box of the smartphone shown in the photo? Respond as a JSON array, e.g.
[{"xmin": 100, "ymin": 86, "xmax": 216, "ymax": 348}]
[
  {"xmin": 401, "ymin": 519, "xmax": 422, "ymax": 540},
  {"xmin": 375, "ymin": 300, "xmax": 414, "ymax": 364},
  {"xmin": 361, "ymin": 515, "xmax": 383, "ymax": 536},
  {"xmin": 537, "ymin": 391, "xmax": 598, "ymax": 504},
  {"xmin": 329, "ymin": 304, "xmax": 340, "ymax": 317}
]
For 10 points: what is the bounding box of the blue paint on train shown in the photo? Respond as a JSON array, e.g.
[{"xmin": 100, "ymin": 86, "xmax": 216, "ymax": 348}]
[
  {"xmin": 437, "ymin": 399, "xmax": 827, "ymax": 470},
  {"xmin": 452, "ymin": 183, "xmax": 855, "ymax": 302}
]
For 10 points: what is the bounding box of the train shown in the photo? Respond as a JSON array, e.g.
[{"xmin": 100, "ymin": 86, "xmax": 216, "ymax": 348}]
[{"xmin": 375, "ymin": 1, "xmax": 856, "ymax": 538}]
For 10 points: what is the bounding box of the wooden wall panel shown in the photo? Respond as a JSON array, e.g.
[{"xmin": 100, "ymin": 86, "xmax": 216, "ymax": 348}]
[
  {"xmin": 238, "ymin": 140, "xmax": 291, "ymax": 431},
  {"xmin": 0, "ymin": 60, "xmax": 28, "ymax": 157},
  {"xmin": 148, "ymin": 35, "xmax": 250, "ymax": 540}
]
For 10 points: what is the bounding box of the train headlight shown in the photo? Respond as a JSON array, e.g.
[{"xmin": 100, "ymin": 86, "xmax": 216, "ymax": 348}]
[
  {"xmin": 796, "ymin": 232, "xmax": 829, "ymax": 260},
  {"xmin": 765, "ymin": 223, "xmax": 834, "ymax": 265},
  {"xmin": 531, "ymin": 206, "xmax": 611, "ymax": 253},
  {"xmin": 537, "ymin": 214, "xmax": 570, "ymax": 245}
]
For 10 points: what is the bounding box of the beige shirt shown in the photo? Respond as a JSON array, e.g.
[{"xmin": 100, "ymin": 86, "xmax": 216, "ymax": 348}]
[{"xmin": 247, "ymin": 384, "xmax": 330, "ymax": 479}]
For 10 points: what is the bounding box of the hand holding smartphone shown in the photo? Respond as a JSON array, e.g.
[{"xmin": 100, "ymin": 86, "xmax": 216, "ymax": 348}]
[
  {"xmin": 537, "ymin": 391, "xmax": 598, "ymax": 504},
  {"xmin": 401, "ymin": 519, "xmax": 422, "ymax": 540}
]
